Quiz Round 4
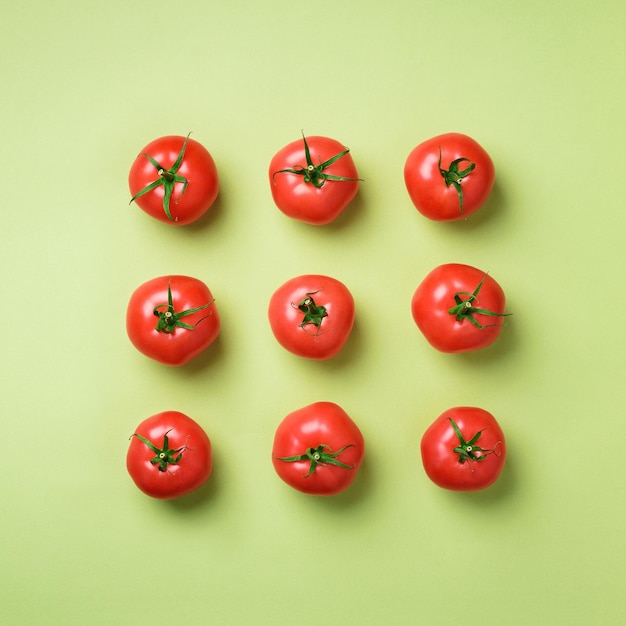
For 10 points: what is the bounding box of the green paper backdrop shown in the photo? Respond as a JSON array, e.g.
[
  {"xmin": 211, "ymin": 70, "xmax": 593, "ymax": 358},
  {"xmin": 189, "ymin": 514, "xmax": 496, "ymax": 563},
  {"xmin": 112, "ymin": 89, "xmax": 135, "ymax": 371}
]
[{"xmin": 2, "ymin": 1, "xmax": 624, "ymax": 624}]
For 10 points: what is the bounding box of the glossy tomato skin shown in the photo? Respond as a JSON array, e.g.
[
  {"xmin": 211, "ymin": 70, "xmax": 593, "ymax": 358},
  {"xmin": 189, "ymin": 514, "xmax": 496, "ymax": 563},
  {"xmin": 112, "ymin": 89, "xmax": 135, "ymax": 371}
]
[
  {"xmin": 411, "ymin": 263, "xmax": 507, "ymax": 353},
  {"xmin": 128, "ymin": 135, "xmax": 219, "ymax": 225},
  {"xmin": 268, "ymin": 274, "xmax": 355, "ymax": 360},
  {"xmin": 126, "ymin": 275, "xmax": 220, "ymax": 366},
  {"xmin": 272, "ymin": 402, "xmax": 365, "ymax": 496},
  {"xmin": 127, "ymin": 411, "xmax": 212, "ymax": 499},
  {"xmin": 404, "ymin": 133, "xmax": 494, "ymax": 221},
  {"xmin": 421, "ymin": 406, "xmax": 506, "ymax": 491},
  {"xmin": 269, "ymin": 135, "xmax": 359, "ymax": 225}
]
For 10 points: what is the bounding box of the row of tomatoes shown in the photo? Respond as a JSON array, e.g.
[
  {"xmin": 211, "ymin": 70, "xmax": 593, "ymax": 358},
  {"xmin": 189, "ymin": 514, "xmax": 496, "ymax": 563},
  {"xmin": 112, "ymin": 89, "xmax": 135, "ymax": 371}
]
[
  {"xmin": 125, "ymin": 131, "xmax": 508, "ymax": 500},
  {"xmin": 126, "ymin": 265, "xmax": 510, "ymax": 367},
  {"xmin": 128, "ymin": 131, "xmax": 495, "ymax": 226},
  {"xmin": 128, "ymin": 404, "xmax": 506, "ymax": 499}
]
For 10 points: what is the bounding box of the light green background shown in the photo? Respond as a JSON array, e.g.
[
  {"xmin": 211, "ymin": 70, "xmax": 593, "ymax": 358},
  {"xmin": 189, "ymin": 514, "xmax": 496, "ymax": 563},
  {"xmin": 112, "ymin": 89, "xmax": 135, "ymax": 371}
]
[{"xmin": 2, "ymin": 1, "xmax": 624, "ymax": 624}]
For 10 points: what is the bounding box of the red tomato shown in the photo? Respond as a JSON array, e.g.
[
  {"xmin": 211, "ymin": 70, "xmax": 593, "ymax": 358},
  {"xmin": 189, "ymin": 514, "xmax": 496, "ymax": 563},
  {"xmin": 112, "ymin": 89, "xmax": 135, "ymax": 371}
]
[
  {"xmin": 268, "ymin": 274, "xmax": 355, "ymax": 360},
  {"xmin": 127, "ymin": 411, "xmax": 212, "ymax": 499},
  {"xmin": 411, "ymin": 263, "xmax": 510, "ymax": 353},
  {"xmin": 128, "ymin": 133, "xmax": 219, "ymax": 225},
  {"xmin": 421, "ymin": 406, "xmax": 506, "ymax": 491},
  {"xmin": 126, "ymin": 275, "xmax": 220, "ymax": 366},
  {"xmin": 269, "ymin": 133, "xmax": 361, "ymax": 225},
  {"xmin": 272, "ymin": 402, "xmax": 365, "ymax": 496},
  {"xmin": 404, "ymin": 133, "xmax": 495, "ymax": 221}
]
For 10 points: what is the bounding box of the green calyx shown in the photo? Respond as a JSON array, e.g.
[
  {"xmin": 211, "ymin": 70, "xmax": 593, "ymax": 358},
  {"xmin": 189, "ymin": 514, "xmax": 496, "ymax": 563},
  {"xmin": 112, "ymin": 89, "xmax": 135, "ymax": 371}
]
[
  {"xmin": 153, "ymin": 281, "xmax": 214, "ymax": 334},
  {"xmin": 294, "ymin": 290, "xmax": 328, "ymax": 334},
  {"xmin": 438, "ymin": 147, "xmax": 475, "ymax": 214},
  {"xmin": 130, "ymin": 133, "xmax": 191, "ymax": 222},
  {"xmin": 277, "ymin": 444, "xmax": 355, "ymax": 477},
  {"xmin": 273, "ymin": 131, "xmax": 362, "ymax": 188},
  {"xmin": 448, "ymin": 418, "xmax": 498, "ymax": 467},
  {"xmin": 130, "ymin": 429, "xmax": 186, "ymax": 472},
  {"xmin": 447, "ymin": 274, "xmax": 511, "ymax": 329}
]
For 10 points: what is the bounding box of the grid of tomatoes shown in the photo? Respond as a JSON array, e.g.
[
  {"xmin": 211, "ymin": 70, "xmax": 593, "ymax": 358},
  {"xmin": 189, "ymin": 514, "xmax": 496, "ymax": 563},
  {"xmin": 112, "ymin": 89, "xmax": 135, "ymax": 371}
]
[{"xmin": 125, "ymin": 131, "xmax": 510, "ymax": 500}]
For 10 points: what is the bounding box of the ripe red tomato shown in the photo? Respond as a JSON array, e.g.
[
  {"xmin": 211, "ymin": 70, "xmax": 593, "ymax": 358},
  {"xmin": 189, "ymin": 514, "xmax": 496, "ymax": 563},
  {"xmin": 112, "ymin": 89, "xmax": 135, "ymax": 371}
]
[
  {"xmin": 128, "ymin": 133, "xmax": 219, "ymax": 225},
  {"xmin": 404, "ymin": 133, "xmax": 495, "ymax": 221},
  {"xmin": 411, "ymin": 263, "xmax": 510, "ymax": 353},
  {"xmin": 126, "ymin": 275, "xmax": 220, "ymax": 366},
  {"xmin": 269, "ymin": 133, "xmax": 361, "ymax": 225},
  {"xmin": 420, "ymin": 406, "xmax": 506, "ymax": 491},
  {"xmin": 127, "ymin": 410, "xmax": 212, "ymax": 499},
  {"xmin": 272, "ymin": 402, "xmax": 365, "ymax": 496},
  {"xmin": 268, "ymin": 274, "xmax": 355, "ymax": 360}
]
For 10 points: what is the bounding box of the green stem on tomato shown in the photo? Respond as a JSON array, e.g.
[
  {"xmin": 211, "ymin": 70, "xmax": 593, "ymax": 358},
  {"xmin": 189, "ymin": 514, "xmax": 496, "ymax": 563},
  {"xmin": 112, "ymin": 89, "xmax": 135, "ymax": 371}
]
[
  {"xmin": 153, "ymin": 280, "xmax": 214, "ymax": 334},
  {"xmin": 130, "ymin": 429, "xmax": 186, "ymax": 472},
  {"xmin": 292, "ymin": 290, "xmax": 328, "ymax": 335},
  {"xmin": 129, "ymin": 133, "xmax": 191, "ymax": 222},
  {"xmin": 448, "ymin": 418, "xmax": 500, "ymax": 471},
  {"xmin": 438, "ymin": 147, "xmax": 475, "ymax": 214},
  {"xmin": 272, "ymin": 131, "xmax": 362, "ymax": 188},
  {"xmin": 447, "ymin": 274, "xmax": 511, "ymax": 329},
  {"xmin": 276, "ymin": 443, "xmax": 355, "ymax": 477}
]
